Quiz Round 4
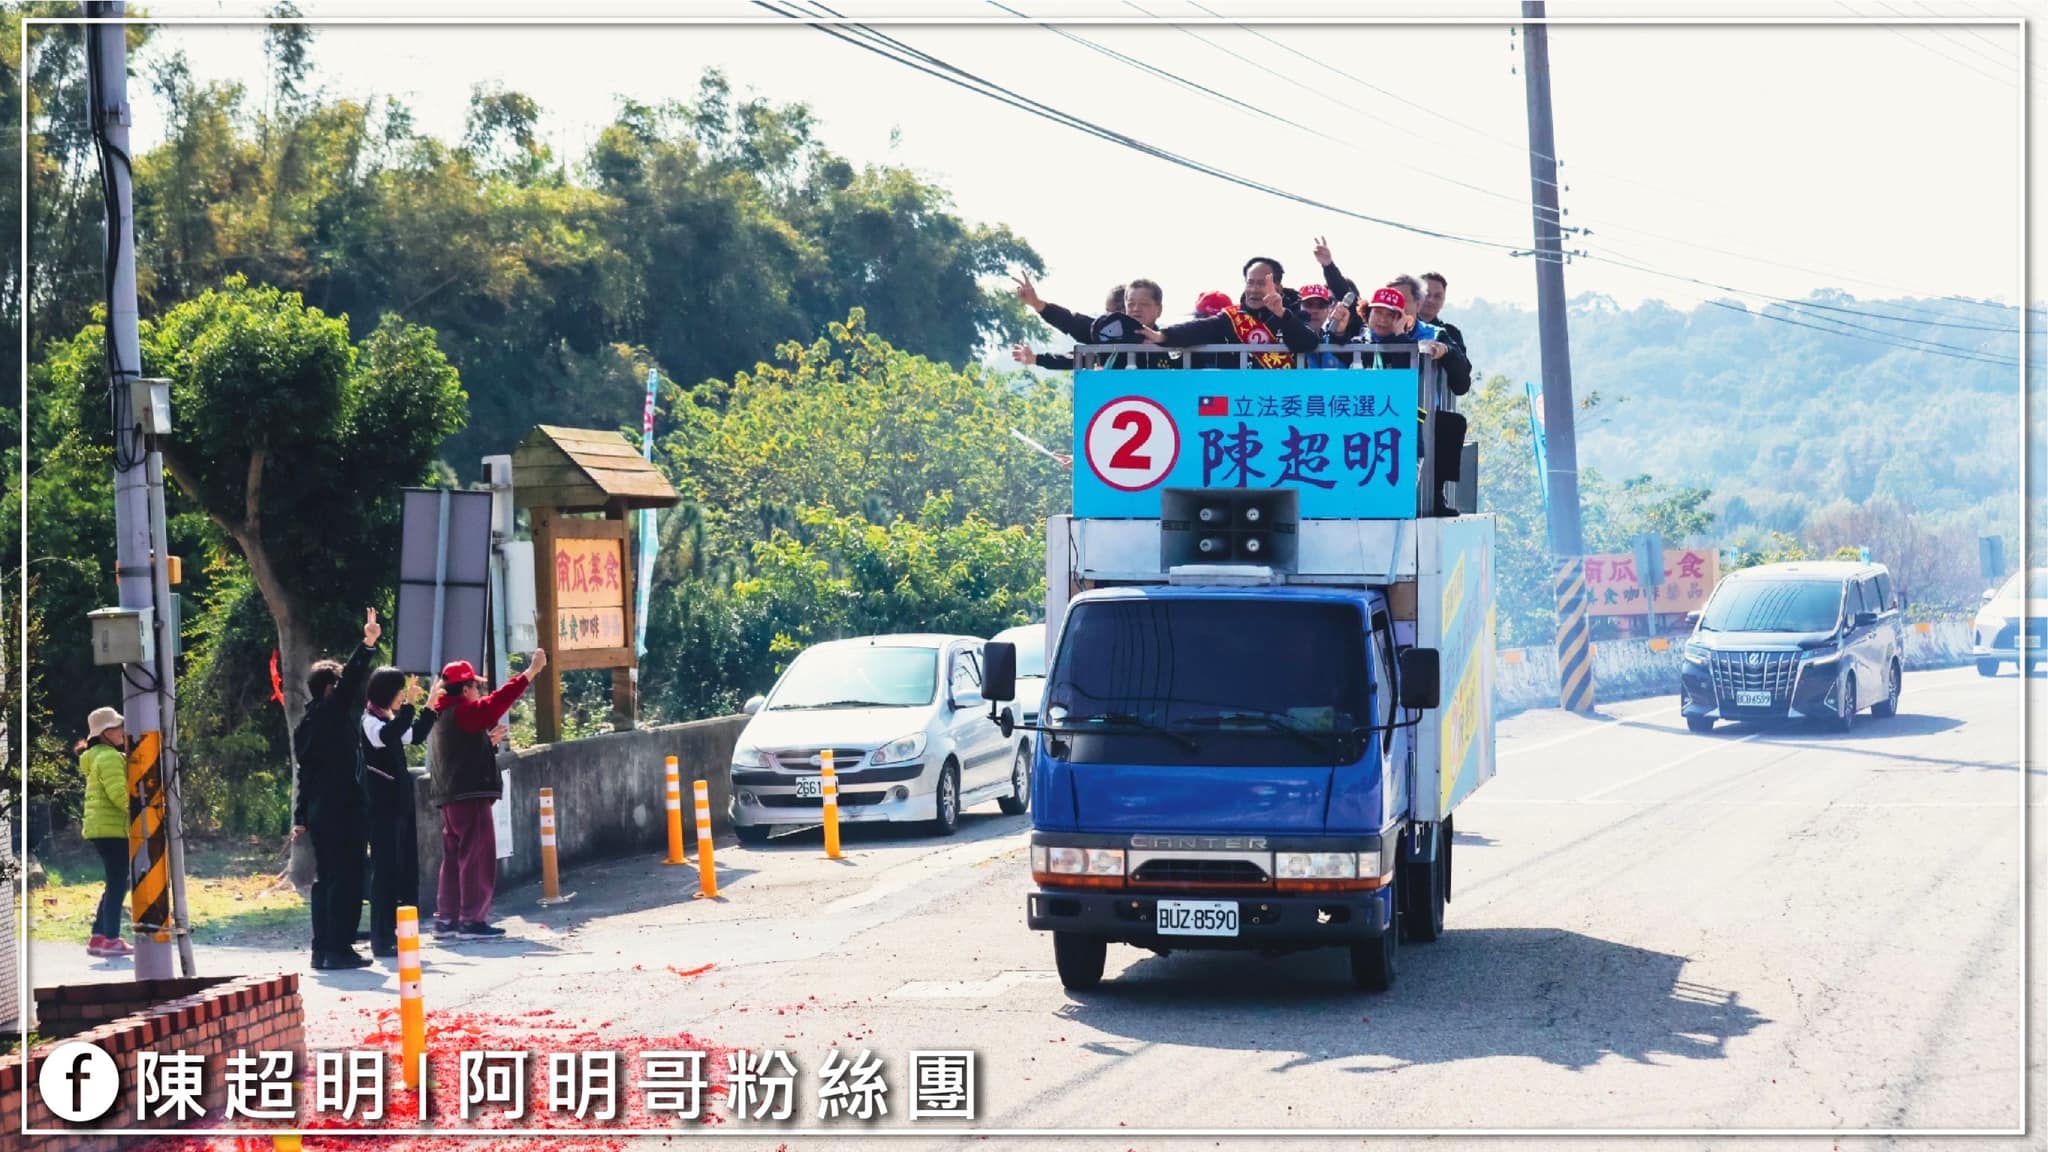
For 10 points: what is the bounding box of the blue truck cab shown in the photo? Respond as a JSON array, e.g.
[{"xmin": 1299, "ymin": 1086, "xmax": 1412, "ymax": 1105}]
[{"xmin": 981, "ymin": 347, "xmax": 1496, "ymax": 993}]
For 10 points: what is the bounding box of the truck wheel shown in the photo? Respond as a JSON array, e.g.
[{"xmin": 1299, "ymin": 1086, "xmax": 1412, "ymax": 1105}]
[
  {"xmin": 1686, "ymin": 715, "xmax": 1715, "ymax": 734},
  {"xmin": 1870, "ymin": 660, "xmax": 1901, "ymax": 718},
  {"xmin": 735, "ymin": 823, "xmax": 771, "ymax": 846},
  {"xmin": 1350, "ymin": 894, "xmax": 1399, "ymax": 993},
  {"xmin": 1401, "ymin": 826, "xmax": 1446, "ymax": 943},
  {"xmin": 997, "ymin": 743, "xmax": 1030, "ymax": 816},
  {"xmin": 1977, "ymin": 659, "xmax": 2001, "ymax": 678},
  {"xmin": 1053, "ymin": 933, "xmax": 1106, "ymax": 991}
]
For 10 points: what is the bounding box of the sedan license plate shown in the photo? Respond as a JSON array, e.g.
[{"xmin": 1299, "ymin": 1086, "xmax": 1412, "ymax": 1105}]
[
  {"xmin": 1155, "ymin": 900, "xmax": 1238, "ymax": 937},
  {"xmin": 1735, "ymin": 690, "xmax": 1773, "ymax": 708},
  {"xmin": 794, "ymin": 777, "xmax": 823, "ymax": 799}
]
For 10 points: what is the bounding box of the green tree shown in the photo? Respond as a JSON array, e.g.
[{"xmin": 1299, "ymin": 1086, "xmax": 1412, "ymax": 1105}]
[{"xmin": 44, "ymin": 278, "xmax": 466, "ymax": 826}]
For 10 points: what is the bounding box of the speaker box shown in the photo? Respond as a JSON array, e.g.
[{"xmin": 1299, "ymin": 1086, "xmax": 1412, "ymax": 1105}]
[{"xmin": 1160, "ymin": 488, "xmax": 1299, "ymax": 571}]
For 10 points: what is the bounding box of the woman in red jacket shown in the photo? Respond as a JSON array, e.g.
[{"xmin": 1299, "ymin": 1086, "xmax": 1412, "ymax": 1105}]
[{"xmin": 427, "ymin": 648, "xmax": 546, "ymax": 938}]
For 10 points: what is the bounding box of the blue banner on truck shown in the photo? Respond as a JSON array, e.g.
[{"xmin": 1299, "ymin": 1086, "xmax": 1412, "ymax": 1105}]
[{"xmin": 1072, "ymin": 368, "xmax": 1418, "ymax": 519}]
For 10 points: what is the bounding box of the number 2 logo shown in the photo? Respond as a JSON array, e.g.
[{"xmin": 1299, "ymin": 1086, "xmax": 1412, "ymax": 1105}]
[{"xmin": 1085, "ymin": 397, "xmax": 1179, "ymax": 493}]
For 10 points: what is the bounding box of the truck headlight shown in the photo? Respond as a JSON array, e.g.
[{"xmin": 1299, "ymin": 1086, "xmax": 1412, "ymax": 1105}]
[
  {"xmin": 1045, "ymin": 847, "xmax": 1124, "ymax": 875},
  {"xmin": 869, "ymin": 733, "xmax": 926, "ymax": 766},
  {"xmin": 730, "ymin": 744, "xmax": 770, "ymax": 770},
  {"xmin": 1275, "ymin": 851, "xmax": 1358, "ymax": 879}
]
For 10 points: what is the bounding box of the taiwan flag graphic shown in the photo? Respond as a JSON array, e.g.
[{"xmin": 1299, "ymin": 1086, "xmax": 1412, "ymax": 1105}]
[{"xmin": 1197, "ymin": 395, "xmax": 1230, "ymax": 417}]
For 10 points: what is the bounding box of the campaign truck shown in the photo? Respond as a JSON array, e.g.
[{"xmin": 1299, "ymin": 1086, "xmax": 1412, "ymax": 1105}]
[{"xmin": 981, "ymin": 344, "xmax": 1496, "ymax": 993}]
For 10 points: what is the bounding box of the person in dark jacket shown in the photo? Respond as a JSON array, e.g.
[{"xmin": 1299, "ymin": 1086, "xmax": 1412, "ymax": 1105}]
[
  {"xmin": 1141, "ymin": 258, "xmax": 1318, "ymax": 365},
  {"xmin": 429, "ymin": 651, "xmax": 544, "ymax": 938},
  {"xmin": 361, "ymin": 667, "xmax": 437, "ymax": 960},
  {"xmin": 1347, "ymin": 285, "xmax": 1472, "ymax": 392},
  {"xmin": 1417, "ymin": 271, "xmax": 1467, "ymax": 355},
  {"xmin": 292, "ymin": 608, "xmax": 381, "ymax": 970},
  {"xmin": 1011, "ymin": 279, "xmax": 1123, "ymax": 370},
  {"xmin": 1012, "ymin": 277, "xmax": 1170, "ymax": 369}
]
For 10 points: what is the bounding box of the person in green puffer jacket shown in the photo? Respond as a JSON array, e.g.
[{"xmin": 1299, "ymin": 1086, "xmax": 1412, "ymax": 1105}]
[{"xmin": 76, "ymin": 706, "xmax": 134, "ymax": 959}]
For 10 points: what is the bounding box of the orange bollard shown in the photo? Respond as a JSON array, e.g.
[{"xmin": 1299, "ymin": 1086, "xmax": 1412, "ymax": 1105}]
[
  {"xmin": 396, "ymin": 906, "xmax": 427, "ymax": 1092},
  {"xmin": 821, "ymin": 751, "xmax": 842, "ymax": 860},
  {"xmin": 537, "ymin": 788, "xmax": 574, "ymax": 905},
  {"xmin": 663, "ymin": 756, "xmax": 687, "ymax": 865},
  {"xmin": 693, "ymin": 779, "xmax": 718, "ymax": 898}
]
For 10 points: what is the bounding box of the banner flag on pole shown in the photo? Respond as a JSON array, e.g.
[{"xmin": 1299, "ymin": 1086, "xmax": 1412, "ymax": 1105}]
[{"xmin": 635, "ymin": 368, "xmax": 660, "ymax": 659}]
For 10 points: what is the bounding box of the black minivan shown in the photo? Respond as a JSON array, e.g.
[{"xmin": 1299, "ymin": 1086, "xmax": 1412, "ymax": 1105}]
[{"xmin": 1679, "ymin": 561, "xmax": 1906, "ymax": 733}]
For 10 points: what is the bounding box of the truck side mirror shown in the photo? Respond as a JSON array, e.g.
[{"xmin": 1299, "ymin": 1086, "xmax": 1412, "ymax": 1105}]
[
  {"xmin": 743, "ymin": 694, "xmax": 766, "ymax": 716},
  {"xmin": 1398, "ymin": 647, "xmax": 1441, "ymax": 711},
  {"xmin": 982, "ymin": 642, "xmax": 1018, "ymax": 703}
]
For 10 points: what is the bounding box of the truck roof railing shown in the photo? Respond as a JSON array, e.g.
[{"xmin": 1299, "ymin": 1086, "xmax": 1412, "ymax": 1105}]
[{"xmin": 1071, "ymin": 342, "xmax": 1423, "ymax": 370}]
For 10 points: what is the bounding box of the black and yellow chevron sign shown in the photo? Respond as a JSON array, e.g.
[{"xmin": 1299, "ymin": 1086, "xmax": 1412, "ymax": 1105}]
[
  {"xmin": 125, "ymin": 731, "xmax": 172, "ymax": 942},
  {"xmin": 1554, "ymin": 557, "xmax": 1596, "ymax": 713}
]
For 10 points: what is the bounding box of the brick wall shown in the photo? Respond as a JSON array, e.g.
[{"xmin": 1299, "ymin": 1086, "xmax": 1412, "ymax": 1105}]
[{"xmin": 3, "ymin": 973, "xmax": 303, "ymax": 1151}]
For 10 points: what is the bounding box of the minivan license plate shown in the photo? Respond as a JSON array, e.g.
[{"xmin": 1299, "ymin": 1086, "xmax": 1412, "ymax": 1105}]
[
  {"xmin": 794, "ymin": 777, "xmax": 823, "ymax": 799},
  {"xmin": 1735, "ymin": 690, "xmax": 1772, "ymax": 708},
  {"xmin": 1156, "ymin": 900, "xmax": 1238, "ymax": 937}
]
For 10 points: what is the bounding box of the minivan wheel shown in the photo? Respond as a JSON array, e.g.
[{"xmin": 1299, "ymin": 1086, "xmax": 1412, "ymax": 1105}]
[
  {"xmin": 998, "ymin": 743, "xmax": 1030, "ymax": 816},
  {"xmin": 929, "ymin": 762, "xmax": 961, "ymax": 836},
  {"xmin": 1686, "ymin": 715, "xmax": 1715, "ymax": 734},
  {"xmin": 1834, "ymin": 676, "xmax": 1856, "ymax": 733},
  {"xmin": 1870, "ymin": 660, "xmax": 1901, "ymax": 718}
]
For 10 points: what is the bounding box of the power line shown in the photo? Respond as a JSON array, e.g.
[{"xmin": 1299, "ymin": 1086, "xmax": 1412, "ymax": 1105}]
[
  {"xmin": 1834, "ymin": 0, "xmax": 2019, "ymax": 87},
  {"xmin": 761, "ymin": 0, "xmax": 1530, "ymax": 254},
  {"xmin": 1583, "ymin": 246, "xmax": 2026, "ymax": 366},
  {"xmin": 987, "ymin": 0, "xmax": 1541, "ymax": 217},
  {"xmin": 775, "ymin": 1, "xmax": 2029, "ymax": 371}
]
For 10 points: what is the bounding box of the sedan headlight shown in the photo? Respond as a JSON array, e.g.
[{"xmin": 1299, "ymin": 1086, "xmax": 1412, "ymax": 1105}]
[
  {"xmin": 1275, "ymin": 851, "xmax": 1359, "ymax": 880},
  {"xmin": 1043, "ymin": 847, "xmax": 1124, "ymax": 876},
  {"xmin": 730, "ymin": 744, "xmax": 770, "ymax": 769},
  {"xmin": 869, "ymin": 733, "xmax": 927, "ymax": 766}
]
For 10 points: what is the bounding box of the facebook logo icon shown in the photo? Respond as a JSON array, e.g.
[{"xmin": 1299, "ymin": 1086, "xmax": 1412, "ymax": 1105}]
[{"xmin": 38, "ymin": 1040, "xmax": 120, "ymax": 1123}]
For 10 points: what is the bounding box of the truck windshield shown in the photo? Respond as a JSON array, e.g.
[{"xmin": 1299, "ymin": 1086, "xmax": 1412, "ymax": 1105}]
[
  {"xmin": 1699, "ymin": 581, "xmax": 1841, "ymax": 635},
  {"xmin": 767, "ymin": 646, "xmax": 938, "ymax": 710},
  {"xmin": 1044, "ymin": 599, "xmax": 1366, "ymax": 766}
]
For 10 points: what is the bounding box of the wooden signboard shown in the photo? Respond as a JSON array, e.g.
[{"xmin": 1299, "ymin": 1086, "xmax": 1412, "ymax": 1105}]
[{"xmin": 513, "ymin": 426, "xmax": 679, "ymax": 743}]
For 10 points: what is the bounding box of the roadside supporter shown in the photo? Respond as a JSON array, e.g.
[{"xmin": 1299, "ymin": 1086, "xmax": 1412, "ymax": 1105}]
[
  {"xmin": 429, "ymin": 649, "xmax": 546, "ymax": 939},
  {"xmin": 361, "ymin": 667, "xmax": 437, "ymax": 961},
  {"xmin": 1142, "ymin": 257, "xmax": 1318, "ymax": 366},
  {"xmin": 1418, "ymin": 271, "xmax": 1467, "ymax": 355},
  {"xmin": 76, "ymin": 706, "xmax": 133, "ymax": 959},
  {"xmin": 293, "ymin": 608, "xmax": 382, "ymax": 971}
]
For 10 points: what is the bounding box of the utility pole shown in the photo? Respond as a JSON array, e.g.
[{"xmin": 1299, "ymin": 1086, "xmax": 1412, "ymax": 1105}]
[
  {"xmin": 87, "ymin": 0, "xmax": 193, "ymax": 977},
  {"xmin": 1521, "ymin": 0, "xmax": 1595, "ymax": 713}
]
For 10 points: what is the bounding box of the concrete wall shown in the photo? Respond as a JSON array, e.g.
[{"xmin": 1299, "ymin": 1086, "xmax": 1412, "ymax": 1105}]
[
  {"xmin": 0, "ymin": 817, "xmax": 17, "ymax": 1031},
  {"xmin": 1493, "ymin": 620, "xmax": 1975, "ymax": 717},
  {"xmin": 410, "ymin": 714, "xmax": 749, "ymax": 917}
]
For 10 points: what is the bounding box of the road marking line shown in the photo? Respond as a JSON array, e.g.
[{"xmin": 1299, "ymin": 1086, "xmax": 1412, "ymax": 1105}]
[
  {"xmin": 1575, "ymin": 732, "xmax": 1763, "ymax": 802},
  {"xmin": 1497, "ymin": 698, "xmax": 1674, "ymax": 760}
]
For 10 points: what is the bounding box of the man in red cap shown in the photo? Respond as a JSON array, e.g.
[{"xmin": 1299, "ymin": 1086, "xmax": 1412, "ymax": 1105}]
[{"xmin": 428, "ymin": 646, "xmax": 547, "ymax": 938}]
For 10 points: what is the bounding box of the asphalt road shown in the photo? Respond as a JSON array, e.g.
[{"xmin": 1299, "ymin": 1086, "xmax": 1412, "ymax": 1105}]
[{"xmin": 28, "ymin": 665, "xmax": 2042, "ymax": 1150}]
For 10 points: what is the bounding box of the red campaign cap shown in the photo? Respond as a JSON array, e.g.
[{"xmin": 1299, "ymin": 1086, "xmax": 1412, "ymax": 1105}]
[
  {"xmin": 1195, "ymin": 290, "xmax": 1233, "ymax": 317},
  {"xmin": 1369, "ymin": 286, "xmax": 1408, "ymax": 313},
  {"xmin": 440, "ymin": 660, "xmax": 478, "ymax": 687},
  {"xmin": 1298, "ymin": 284, "xmax": 1333, "ymax": 303}
]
